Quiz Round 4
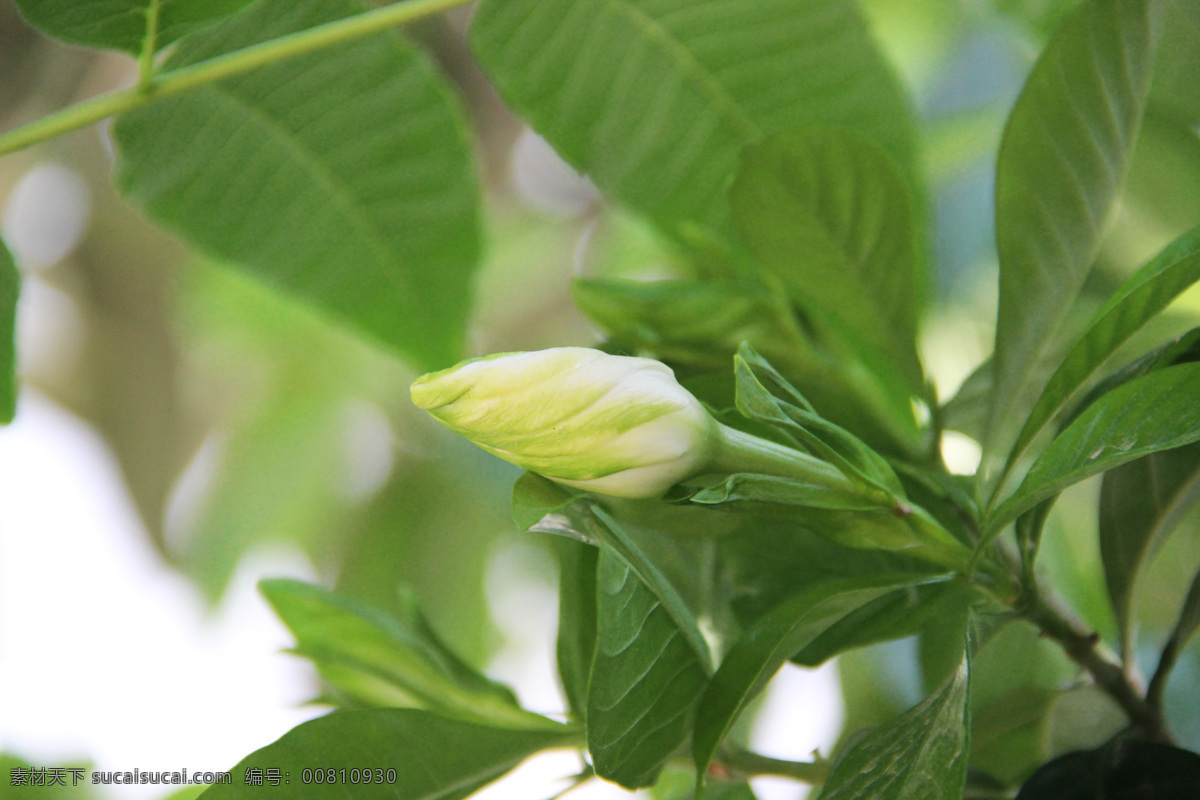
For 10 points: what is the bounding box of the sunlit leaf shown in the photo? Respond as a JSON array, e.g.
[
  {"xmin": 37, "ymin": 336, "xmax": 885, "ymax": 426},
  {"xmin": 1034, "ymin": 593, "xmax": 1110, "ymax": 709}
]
[
  {"xmin": 114, "ymin": 0, "xmax": 479, "ymax": 371},
  {"xmin": 470, "ymin": 0, "xmax": 916, "ymax": 240},
  {"xmin": 986, "ymin": 0, "xmax": 1159, "ymax": 470},
  {"xmin": 1007, "ymin": 224, "xmax": 1200, "ymax": 477},
  {"xmin": 730, "ymin": 128, "xmax": 925, "ymax": 416}
]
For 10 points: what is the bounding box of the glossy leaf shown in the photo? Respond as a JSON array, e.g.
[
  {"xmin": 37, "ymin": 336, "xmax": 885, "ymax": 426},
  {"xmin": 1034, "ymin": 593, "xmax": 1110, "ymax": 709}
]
[
  {"xmin": 470, "ymin": 0, "xmax": 916, "ymax": 239},
  {"xmin": 1008, "ymin": 224, "xmax": 1200, "ymax": 474},
  {"xmin": 114, "ymin": 0, "xmax": 479, "ymax": 372},
  {"xmin": 730, "ymin": 128, "xmax": 925, "ymax": 411},
  {"xmin": 261, "ymin": 580, "xmax": 545, "ymax": 730},
  {"xmin": 15, "ymin": 0, "xmax": 253, "ymax": 54},
  {"xmin": 987, "ymin": 0, "xmax": 1159, "ymax": 467},
  {"xmin": 818, "ymin": 650, "xmax": 971, "ymax": 800},
  {"xmin": 1100, "ymin": 443, "xmax": 1200, "ymax": 656},
  {"xmin": 198, "ymin": 709, "xmax": 576, "ymax": 800},
  {"xmin": 0, "ymin": 238, "xmax": 17, "ymax": 424},
  {"xmin": 692, "ymin": 573, "xmax": 944, "ymax": 775},
  {"xmin": 588, "ymin": 547, "xmax": 709, "ymax": 789},
  {"xmin": 991, "ymin": 363, "xmax": 1200, "ymax": 532}
]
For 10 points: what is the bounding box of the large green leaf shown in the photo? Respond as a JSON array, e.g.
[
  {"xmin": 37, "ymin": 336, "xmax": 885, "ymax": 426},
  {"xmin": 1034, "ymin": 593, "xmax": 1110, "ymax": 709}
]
[
  {"xmin": 260, "ymin": 580, "xmax": 545, "ymax": 729},
  {"xmin": 15, "ymin": 0, "xmax": 253, "ymax": 54},
  {"xmin": 588, "ymin": 547, "xmax": 710, "ymax": 789},
  {"xmin": 1005, "ymin": 224, "xmax": 1200, "ymax": 482},
  {"xmin": 818, "ymin": 649, "xmax": 970, "ymax": 800},
  {"xmin": 469, "ymin": 0, "xmax": 916, "ymax": 239},
  {"xmin": 1099, "ymin": 443, "xmax": 1200, "ymax": 659},
  {"xmin": 991, "ymin": 363, "xmax": 1200, "ymax": 533},
  {"xmin": 0, "ymin": 238, "xmax": 17, "ymax": 424},
  {"xmin": 198, "ymin": 709, "xmax": 577, "ymax": 800},
  {"xmin": 114, "ymin": 0, "xmax": 479, "ymax": 371},
  {"xmin": 730, "ymin": 128, "xmax": 925, "ymax": 414},
  {"xmin": 986, "ymin": 0, "xmax": 1159, "ymax": 471},
  {"xmin": 692, "ymin": 574, "xmax": 945, "ymax": 776}
]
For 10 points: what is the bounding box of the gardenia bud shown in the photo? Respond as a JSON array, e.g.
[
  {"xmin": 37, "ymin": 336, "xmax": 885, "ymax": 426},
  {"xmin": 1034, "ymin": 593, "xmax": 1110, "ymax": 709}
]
[{"xmin": 410, "ymin": 348, "xmax": 718, "ymax": 498}]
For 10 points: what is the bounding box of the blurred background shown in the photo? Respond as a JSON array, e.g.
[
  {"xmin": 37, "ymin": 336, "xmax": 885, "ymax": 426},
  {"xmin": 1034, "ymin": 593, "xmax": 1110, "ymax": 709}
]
[{"xmin": 2, "ymin": 1, "xmax": 1200, "ymax": 798}]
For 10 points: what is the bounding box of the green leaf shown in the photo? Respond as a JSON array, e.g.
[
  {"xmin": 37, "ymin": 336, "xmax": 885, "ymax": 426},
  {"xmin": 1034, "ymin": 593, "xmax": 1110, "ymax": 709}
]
[
  {"xmin": 1099, "ymin": 443, "xmax": 1200, "ymax": 658},
  {"xmin": 588, "ymin": 547, "xmax": 710, "ymax": 789},
  {"xmin": 0, "ymin": 238, "xmax": 17, "ymax": 424},
  {"xmin": 689, "ymin": 474, "xmax": 888, "ymax": 512},
  {"xmin": 792, "ymin": 582, "xmax": 977, "ymax": 668},
  {"xmin": 730, "ymin": 128, "xmax": 924, "ymax": 406},
  {"xmin": 991, "ymin": 363, "xmax": 1200, "ymax": 533},
  {"xmin": 551, "ymin": 537, "xmax": 599, "ymax": 722},
  {"xmin": 197, "ymin": 709, "xmax": 577, "ymax": 800},
  {"xmin": 987, "ymin": 0, "xmax": 1160, "ymax": 469},
  {"xmin": 818, "ymin": 648, "xmax": 970, "ymax": 800},
  {"xmin": 260, "ymin": 579, "xmax": 546, "ymax": 730},
  {"xmin": 470, "ymin": 0, "xmax": 916, "ymax": 239},
  {"xmin": 512, "ymin": 472, "xmax": 581, "ymax": 533},
  {"xmin": 113, "ymin": 0, "xmax": 479, "ymax": 372},
  {"xmin": 15, "ymin": 0, "xmax": 254, "ymax": 54},
  {"xmin": 1006, "ymin": 223, "xmax": 1200, "ymax": 477},
  {"xmin": 733, "ymin": 345, "xmax": 904, "ymax": 497},
  {"xmin": 692, "ymin": 573, "xmax": 945, "ymax": 775}
]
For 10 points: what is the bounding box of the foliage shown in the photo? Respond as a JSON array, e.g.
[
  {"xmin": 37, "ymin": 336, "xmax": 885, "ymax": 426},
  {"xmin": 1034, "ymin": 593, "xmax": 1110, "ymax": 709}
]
[{"xmin": 4, "ymin": 0, "xmax": 1200, "ymax": 797}]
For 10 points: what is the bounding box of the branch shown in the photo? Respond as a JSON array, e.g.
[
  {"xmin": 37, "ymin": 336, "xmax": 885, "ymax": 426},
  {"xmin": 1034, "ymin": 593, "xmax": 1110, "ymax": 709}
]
[
  {"xmin": 1022, "ymin": 585, "xmax": 1172, "ymax": 743},
  {"xmin": 0, "ymin": 0, "xmax": 472, "ymax": 157}
]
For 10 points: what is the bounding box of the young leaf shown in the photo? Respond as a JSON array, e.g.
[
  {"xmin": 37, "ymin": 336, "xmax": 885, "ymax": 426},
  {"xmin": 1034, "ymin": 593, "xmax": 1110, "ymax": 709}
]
[
  {"xmin": 588, "ymin": 547, "xmax": 710, "ymax": 789},
  {"xmin": 0, "ymin": 238, "xmax": 17, "ymax": 424},
  {"xmin": 113, "ymin": 0, "xmax": 479, "ymax": 372},
  {"xmin": 197, "ymin": 709, "xmax": 577, "ymax": 800},
  {"xmin": 15, "ymin": 0, "xmax": 255, "ymax": 55},
  {"xmin": 987, "ymin": 0, "xmax": 1159, "ymax": 469},
  {"xmin": 730, "ymin": 127, "xmax": 925, "ymax": 414},
  {"xmin": 470, "ymin": 0, "xmax": 916, "ymax": 239},
  {"xmin": 692, "ymin": 573, "xmax": 948, "ymax": 775},
  {"xmin": 990, "ymin": 362, "xmax": 1200, "ymax": 533},
  {"xmin": 818, "ymin": 649, "xmax": 971, "ymax": 800},
  {"xmin": 1006, "ymin": 224, "xmax": 1200, "ymax": 479},
  {"xmin": 551, "ymin": 537, "xmax": 599, "ymax": 722},
  {"xmin": 1099, "ymin": 443, "xmax": 1200, "ymax": 659},
  {"xmin": 260, "ymin": 579, "xmax": 546, "ymax": 730}
]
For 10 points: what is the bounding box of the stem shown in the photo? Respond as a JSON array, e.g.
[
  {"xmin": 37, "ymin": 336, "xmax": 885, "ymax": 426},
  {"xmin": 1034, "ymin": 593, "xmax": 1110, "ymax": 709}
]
[
  {"xmin": 138, "ymin": 0, "xmax": 162, "ymax": 92},
  {"xmin": 1146, "ymin": 568, "xmax": 1200, "ymax": 711},
  {"xmin": 710, "ymin": 424, "xmax": 859, "ymax": 491},
  {"xmin": 0, "ymin": 0, "xmax": 472, "ymax": 157},
  {"xmin": 1021, "ymin": 583, "xmax": 1172, "ymax": 743},
  {"xmin": 717, "ymin": 748, "xmax": 830, "ymax": 785}
]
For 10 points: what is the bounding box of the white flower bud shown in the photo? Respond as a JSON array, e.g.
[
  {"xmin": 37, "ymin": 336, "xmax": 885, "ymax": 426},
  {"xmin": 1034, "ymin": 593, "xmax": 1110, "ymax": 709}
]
[{"xmin": 410, "ymin": 348, "xmax": 717, "ymax": 498}]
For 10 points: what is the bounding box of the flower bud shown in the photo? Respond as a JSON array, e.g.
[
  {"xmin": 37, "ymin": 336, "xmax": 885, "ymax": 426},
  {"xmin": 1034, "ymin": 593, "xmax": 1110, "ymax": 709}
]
[{"xmin": 410, "ymin": 348, "xmax": 717, "ymax": 498}]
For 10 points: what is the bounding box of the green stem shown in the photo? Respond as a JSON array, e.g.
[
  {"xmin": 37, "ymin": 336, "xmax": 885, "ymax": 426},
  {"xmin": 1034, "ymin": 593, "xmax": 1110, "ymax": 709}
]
[
  {"xmin": 0, "ymin": 0, "xmax": 472, "ymax": 157},
  {"xmin": 138, "ymin": 0, "xmax": 162, "ymax": 92},
  {"xmin": 710, "ymin": 424, "xmax": 858, "ymax": 491},
  {"xmin": 717, "ymin": 748, "xmax": 830, "ymax": 785}
]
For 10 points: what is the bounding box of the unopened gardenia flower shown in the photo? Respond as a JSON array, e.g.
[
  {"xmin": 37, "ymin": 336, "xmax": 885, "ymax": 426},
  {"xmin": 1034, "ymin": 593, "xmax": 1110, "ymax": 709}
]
[{"xmin": 410, "ymin": 348, "xmax": 717, "ymax": 498}]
